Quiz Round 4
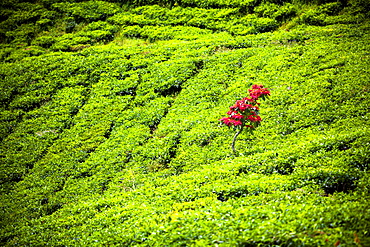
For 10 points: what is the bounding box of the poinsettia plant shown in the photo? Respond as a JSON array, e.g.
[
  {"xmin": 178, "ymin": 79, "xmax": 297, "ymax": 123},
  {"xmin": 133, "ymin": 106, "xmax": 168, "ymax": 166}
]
[{"xmin": 220, "ymin": 84, "xmax": 270, "ymax": 152}]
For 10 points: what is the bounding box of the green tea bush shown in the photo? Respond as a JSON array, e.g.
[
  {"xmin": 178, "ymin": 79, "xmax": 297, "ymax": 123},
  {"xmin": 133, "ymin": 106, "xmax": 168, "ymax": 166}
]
[
  {"xmin": 51, "ymin": 1, "xmax": 120, "ymax": 22},
  {"xmin": 299, "ymin": 1, "xmax": 370, "ymax": 25},
  {"xmin": 300, "ymin": 2, "xmax": 343, "ymax": 25},
  {"xmin": 110, "ymin": 5, "xmax": 280, "ymax": 36},
  {"xmin": 5, "ymin": 24, "xmax": 38, "ymax": 44},
  {"xmin": 47, "ymin": 21, "xmax": 118, "ymax": 51},
  {"xmin": 31, "ymin": 35, "xmax": 56, "ymax": 48},
  {"xmin": 254, "ymin": 2, "xmax": 296, "ymax": 22},
  {"xmin": 3, "ymin": 45, "xmax": 46, "ymax": 62},
  {"xmin": 0, "ymin": 2, "xmax": 48, "ymax": 43}
]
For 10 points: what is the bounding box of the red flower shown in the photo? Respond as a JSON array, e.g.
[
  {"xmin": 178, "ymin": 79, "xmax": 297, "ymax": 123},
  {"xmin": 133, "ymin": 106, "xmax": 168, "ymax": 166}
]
[
  {"xmin": 243, "ymin": 97, "xmax": 255, "ymax": 103},
  {"xmin": 248, "ymin": 86, "xmax": 270, "ymax": 100},
  {"xmin": 230, "ymin": 105, "xmax": 237, "ymax": 111},
  {"xmin": 220, "ymin": 117, "xmax": 232, "ymax": 126},
  {"xmin": 232, "ymin": 120, "xmax": 243, "ymax": 126},
  {"xmin": 227, "ymin": 110, "xmax": 237, "ymax": 115},
  {"xmin": 238, "ymin": 103, "xmax": 248, "ymax": 111},
  {"xmin": 252, "ymin": 84, "xmax": 264, "ymax": 89},
  {"xmin": 220, "ymin": 117, "xmax": 244, "ymax": 127},
  {"xmin": 247, "ymin": 114, "xmax": 262, "ymax": 122},
  {"xmin": 231, "ymin": 114, "xmax": 244, "ymax": 120}
]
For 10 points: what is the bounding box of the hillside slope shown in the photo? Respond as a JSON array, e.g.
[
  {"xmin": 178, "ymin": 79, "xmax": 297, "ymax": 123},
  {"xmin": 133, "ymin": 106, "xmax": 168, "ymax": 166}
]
[{"xmin": 1, "ymin": 0, "xmax": 370, "ymax": 246}]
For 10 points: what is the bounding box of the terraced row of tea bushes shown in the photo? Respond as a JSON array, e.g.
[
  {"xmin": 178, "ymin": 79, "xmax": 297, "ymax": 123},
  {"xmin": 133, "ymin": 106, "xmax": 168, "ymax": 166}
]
[
  {"xmin": 31, "ymin": 21, "xmax": 119, "ymax": 51},
  {"xmin": 299, "ymin": 0, "xmax": 370, "ymax": 26},
  {"xmin": 123, "ymin": 0, "xmax": 259, "ymax": 9},
  {"xmin": 109, "ymin": 5, "xmax": 280, "ymax": 37},
  {"xmin": 123, "ymin": 0, "xmax": 354, "ymax": 10}
]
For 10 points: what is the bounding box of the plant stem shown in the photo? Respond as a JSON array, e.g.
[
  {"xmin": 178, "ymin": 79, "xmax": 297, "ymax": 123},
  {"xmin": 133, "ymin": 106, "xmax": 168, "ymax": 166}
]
[{"xmin": 231, "ymin": 125, "xmax": 244, "ymax": 153}]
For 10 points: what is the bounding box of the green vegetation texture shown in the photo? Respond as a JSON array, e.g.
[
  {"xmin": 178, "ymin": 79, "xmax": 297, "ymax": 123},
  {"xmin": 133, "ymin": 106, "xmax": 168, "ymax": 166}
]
[{"xmin": 1, "ymin": 0, "xmax": 369, "ymax": 246}]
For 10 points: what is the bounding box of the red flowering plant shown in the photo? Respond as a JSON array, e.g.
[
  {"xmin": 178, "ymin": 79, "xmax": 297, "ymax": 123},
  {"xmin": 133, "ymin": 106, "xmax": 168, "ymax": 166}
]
[{"xmin": 220, "ymin": 84, "xmax": 270, "ymax": 152}]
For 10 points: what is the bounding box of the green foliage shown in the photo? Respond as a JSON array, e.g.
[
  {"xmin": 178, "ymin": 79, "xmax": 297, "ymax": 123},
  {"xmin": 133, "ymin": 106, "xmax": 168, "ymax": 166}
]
[
  {"xmin": 254, "ymin": 2, "xmax": 297, "ymax": 22},
  {"xmin": 0, "ymin": 0, "xmax": 370, "ymax": 246},
  {"xmin": 110, "ymin": 5, "xmax": 279, "ymax": 37},
  {"xmin": 299, "ymin": 1, "xmax": 370, "ymax": 25},
  {"xmin": 31, "ymin": 21, "xmax": 118, "ymax": 51},
  {"xmin": 51, "ymin": 1, "xmax": 120, "ymax": 22}
]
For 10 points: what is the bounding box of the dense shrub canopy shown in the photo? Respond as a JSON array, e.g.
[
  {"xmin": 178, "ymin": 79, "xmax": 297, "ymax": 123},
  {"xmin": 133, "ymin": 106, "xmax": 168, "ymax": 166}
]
[{"xmin": 0, "ymin": 0, "xmax": 369, "ymax": 246}]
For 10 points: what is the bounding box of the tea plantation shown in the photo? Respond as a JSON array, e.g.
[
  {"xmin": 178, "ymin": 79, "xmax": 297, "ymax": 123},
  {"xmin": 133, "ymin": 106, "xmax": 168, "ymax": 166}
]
[{"xmin": 1, "ymin": 0, "xmax": 370, "ymax": 246}]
